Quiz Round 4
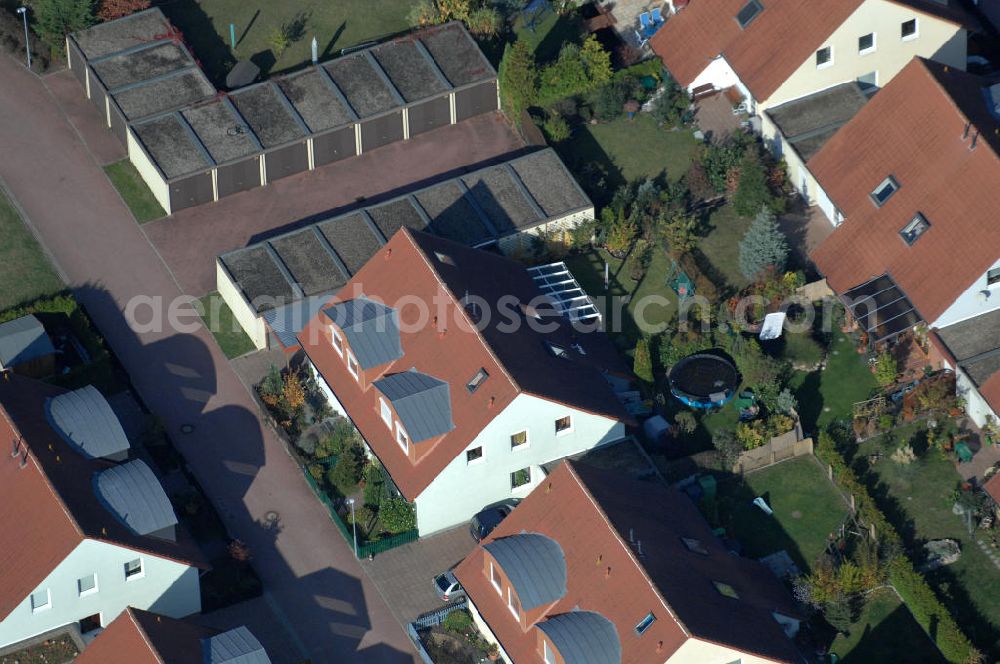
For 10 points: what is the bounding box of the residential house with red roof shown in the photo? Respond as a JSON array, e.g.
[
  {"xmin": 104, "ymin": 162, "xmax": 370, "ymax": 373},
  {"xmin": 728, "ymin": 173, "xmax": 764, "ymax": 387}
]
[
  {"xmin": 0, "ymin": 375, "xmax": 205, "ymax": 650},
  {"xmin": 298, "ymin": 228, "xmax": 629, "ymax": 535},
  {"xmin": 75, "ymin": 608, "xmax": 271, "ymax": 664},
  {"xmin": 808, "ymin": 57, "xmax": 1000, "ymax": 428},
  {"xmin": 650, "ymin": 0, "xmax": 972, "ymax": 225},
  {"xmin": 455, "ymin": 461, "xmax": 802, "ymax": 664}
]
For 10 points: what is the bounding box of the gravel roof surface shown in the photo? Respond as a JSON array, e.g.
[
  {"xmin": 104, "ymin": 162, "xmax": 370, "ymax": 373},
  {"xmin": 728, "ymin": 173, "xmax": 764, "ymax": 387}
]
[
  {"xmin": 367, "ymin": 198, "xmax": 429, "ymax": 240},
  {"xmin": 318, "ymin": 213, "xmax": 384, "ymax": 274},
  {"xmin": 222, "ymin": 246, "xmax": 295, "ymax": 313},
  {"xmin": 276, "ymin": 68, "xmax": 354, "ymax": 132},
  {"xmin": 323, "ymin": 54, "xmax": 398, "ymax": 118},
  {"xmin": 73, "ymin": 9, "xmax": 171, "ymax": 59},
  {"xmin": 182, "ymin": 100, "xmax": 258, "ymax": 163},
  {"xmin": 463, "ymin": 166, "xmax": 540, "ymax": 233},
  {"xmin": 419, "ymin": 23, "xmax": 494, "ymax": 87},
  {"xmin": 229, "ymin": 83, "xmax": 306, "ymax": 148},
  {"xmin": 91, "ymin": 41, "xmax": 190, "ymax": 91},
  {"xmin": 415, "ymin": 182, "xmax": 492, "ymax": 245},
  {"xmin": 510, "ymin": 150, "xmax": 590, "ymax": 217},
  {"xmin": 133, "ymin": 114, "xmax": 209, "ymax": 179},
  {"xmin": 372, "ymin": 39, "xmax": 449, "ymax": 103},
  {"xmin": 112, "ymin": 68, "xmax": 214, "ymax": 120},
  {"xmin": 270, "ymin": 230, "xmax": 347, "ymax": 297}
]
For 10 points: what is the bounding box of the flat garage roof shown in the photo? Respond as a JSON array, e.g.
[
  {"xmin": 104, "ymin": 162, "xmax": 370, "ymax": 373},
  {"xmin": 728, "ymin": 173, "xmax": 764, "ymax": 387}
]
[
  {"xmin": 111, "ymin": 67, "xmax": 215, "ymax": 121},
  {"xmin": 132, "ymin": 113, "xmax": 210, "ymax": 179},
  {"xmin": 219, "ymin": 148, "xmax": 592, "ymax": 314},
  {"xmin": 937, "ymin": 309, "xmax": 1000, "ymax": 388},
  {"xmin": 90, "ymin": 40, "xmax": 193, "ymax": 91},
  {"xmin": 229, "ymin": 82, "xmax": 307, "ymax": 148},
  {"xmin": 276, "ymin": 68, "xmax": 356, "ymax": 132},
  {"xmin": 766, "ymin": 82, "xmax": 869, "ymax": 162},
  {"xmin": 181, "ymin": 99, "xmax": 260, "ymax": 164},
  {"xmin": 419, "ymin": 22, "xmax": 494, "ymax": 87},
  {"xmin": 372, "ymin": 39, "xmax": 449, "ymax": 103},
  {"xmin": 72, "ymin": 8, "xmax": 173, "ymax": 60},
  {"xmin": 323, "ymin": 54, "xmax": 400, "ymax": 119}
]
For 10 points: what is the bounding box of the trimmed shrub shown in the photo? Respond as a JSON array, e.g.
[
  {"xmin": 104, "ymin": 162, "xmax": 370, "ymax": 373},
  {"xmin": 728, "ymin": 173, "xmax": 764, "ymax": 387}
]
[
  {"xmin": 498, "ymin": 40, "xmax": 537, "ymax": 121},
  {"xmin": 633, "ymin": 337, "xmax": 653, "ymax": 384}
]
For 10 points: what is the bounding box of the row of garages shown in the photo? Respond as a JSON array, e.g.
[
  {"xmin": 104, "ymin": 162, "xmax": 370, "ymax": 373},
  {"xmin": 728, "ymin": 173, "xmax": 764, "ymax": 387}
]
[{"xmin": 67, "ymin": 9, "xmax": 500, "ymax": 214}]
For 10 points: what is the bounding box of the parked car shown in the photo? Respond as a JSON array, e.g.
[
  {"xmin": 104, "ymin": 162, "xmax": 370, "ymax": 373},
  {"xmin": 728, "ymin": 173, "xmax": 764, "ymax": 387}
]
[
  {"xmin": 470, "ymin": 500, "xmax": 519, "ymax": 542},
  {"xmin": 433, "ymin": 570, "xmax": 465, "ymax": 603}
]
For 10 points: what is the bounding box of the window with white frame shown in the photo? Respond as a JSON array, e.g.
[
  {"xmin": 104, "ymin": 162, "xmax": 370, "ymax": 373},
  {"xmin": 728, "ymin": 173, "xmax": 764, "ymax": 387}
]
[
  {"xmin": 466, "ymin": 446, "xmax": 483, "ymax": 464},
  {"xmin": 396, "ymin": 424, "xmax": 409, "ymax": 452},
  {"xmin": 511, "ymin": 467, "xmax": 531, "ymax": 489},
  {"xmin": 988, "ymin": 267, "xmax": 1000, "ymax": 287},
  {"xmin": 331, "ymin": 327, "xmax": 344, "ymax": 356},
  {"xmin": 379, "ymin": 397, "xmax": 392, "ymax": 428},
  {"xmin": 543, "ymin": 640, "xmax": 556, "ymax": 664},
  {"xmin": 510, "ymin": 430, "xmax": 528, "ymax": 450},
  {"xmin": 347, "ymin": 352, "xmax": 360, "ymax": 380},
  {"xmin": 124, "ymin": 558, "xmax": 143, "ymax": 580},
  {"xmin": 30, "ymin": 589, "xmax": 50, "ymax": 612},
  {"xmin": 78, "ymin": 573, "xmax": 98, "ymax": 596},
  {"xmin": 901, "ymin": 18, "xmax": 917, "ymax": 40},
  {"xmin": 858, "ymin": 32, "xmax": 875, "ymax": 54},
  {"xmin": 815, "ymin": 46, "xmax": 832, "ymax": 68},
  {"xmin": 555, "ymin": 416, "xmax": 572, "ymax": 435},
  {"xmin": 870, "ymin": 176, "xmax": 898, "ymax": 207},
  {"xmin": 507, "ymin": 586, "xmax": 521, "ymax": 618},
  {"xmin": 491, "ymin": 561, "xmax": 502, "ymax": 593}
]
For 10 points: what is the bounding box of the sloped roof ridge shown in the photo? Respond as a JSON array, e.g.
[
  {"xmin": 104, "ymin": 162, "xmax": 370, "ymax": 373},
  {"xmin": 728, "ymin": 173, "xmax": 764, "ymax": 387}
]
[
  {"xmin": 921, "ymin": 58, "xmax": 1000, "ymax": 168},
  {"xmin": 127, "ymin": 608, "xmax": 166, "ymax": 664}
]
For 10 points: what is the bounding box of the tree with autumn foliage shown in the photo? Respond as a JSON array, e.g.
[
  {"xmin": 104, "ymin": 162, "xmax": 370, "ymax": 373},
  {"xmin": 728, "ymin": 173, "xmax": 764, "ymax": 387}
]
[{"xmin": 97, "ymin": 0, "xmax": 149, "ymax": 21}]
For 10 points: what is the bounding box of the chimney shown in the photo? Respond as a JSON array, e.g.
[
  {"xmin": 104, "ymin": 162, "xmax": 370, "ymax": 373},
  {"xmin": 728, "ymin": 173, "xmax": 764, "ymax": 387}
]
[{"xmin": 384, "ymin": 248, "xmax": 392, "ymax": 260}]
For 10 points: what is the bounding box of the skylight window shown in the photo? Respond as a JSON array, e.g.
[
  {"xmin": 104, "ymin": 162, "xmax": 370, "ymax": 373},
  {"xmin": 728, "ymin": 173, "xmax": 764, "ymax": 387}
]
[
  {"xmin": 635, "ymin": 612, "xmax": 656, "ymax": 635},
  {"xmin": 466, "ymin": 368, "xmax": 489, "ymax": 393},
  {"xmin": 735, "ymin": 0, "xmax": 763, "ymax": 29},
  {"xmin": 546, "ymin": 341, "xmax": 568, "ymax": 358},
  {"xmin": 434, "ymin": 252, "xmax": 455, "ymax": 266},
  {"xmin": 899, "ymin": 213, "xmax": 929, "ymax": 246},
  {"xmin": 714, "ymin": 581, "xmax": 740, "ymax": 599},
  {"xmin": 681, "ymin": 537, "xmax": 708, "ymax": 555},
  {"xmin": 870, "ymin": 176, "xmax": 899, "ymax": 207}
]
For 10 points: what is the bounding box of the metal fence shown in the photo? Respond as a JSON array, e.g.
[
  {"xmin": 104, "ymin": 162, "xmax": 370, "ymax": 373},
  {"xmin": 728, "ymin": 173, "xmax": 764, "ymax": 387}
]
[{"xmin": 407, "ymin": 600, "xmax": 469, "ymax": 664}]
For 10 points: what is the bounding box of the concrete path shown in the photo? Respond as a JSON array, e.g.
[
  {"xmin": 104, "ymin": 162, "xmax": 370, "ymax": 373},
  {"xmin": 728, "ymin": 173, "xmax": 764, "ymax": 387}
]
[{"xmin": 0, "ymin": 55, "xmax": 416, "ymax": 663}]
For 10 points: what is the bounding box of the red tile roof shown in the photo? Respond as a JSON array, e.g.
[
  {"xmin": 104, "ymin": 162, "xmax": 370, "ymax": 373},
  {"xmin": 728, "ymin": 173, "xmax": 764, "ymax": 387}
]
[
  {"xmin": 0, "ymin": 376, "xmax": 207, "ymax": 623},
  {"xmin": 455, "ymin": 461, "xmax": 801, "ymax": 663},
  {"xmin": 985, "ymin": 473, "xmax": 1000, "ymax": 506},
  {"xmin": 298, "ymin": 229, "xmax": 628, "ymax": 500},
  {"xmin": 650, "ymin": 0, "xmax": 972, "ymax": 101},
  {"xmin": 75, "ymin": 608, "xmax": 218, "ymax": 664},
  {"xmin": 810, "ymin": 58, "xmax": 1000, "ymax": 323}
]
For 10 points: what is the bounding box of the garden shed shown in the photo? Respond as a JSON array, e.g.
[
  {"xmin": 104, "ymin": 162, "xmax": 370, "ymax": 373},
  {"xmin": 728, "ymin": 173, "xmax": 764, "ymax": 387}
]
[
  {"xmin": 67, "ymin": 11, "xmax": 499, "ymax": 215},
  {"xmin": 216, "ymin": 148, "xmax": 594, "ymax": 349}
]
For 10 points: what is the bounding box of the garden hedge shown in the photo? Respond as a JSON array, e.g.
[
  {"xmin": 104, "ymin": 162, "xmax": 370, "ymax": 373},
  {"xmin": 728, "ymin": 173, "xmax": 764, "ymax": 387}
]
[{"xmin": 815, "ymin": 433, "xmax": 978, "ymax": 663}]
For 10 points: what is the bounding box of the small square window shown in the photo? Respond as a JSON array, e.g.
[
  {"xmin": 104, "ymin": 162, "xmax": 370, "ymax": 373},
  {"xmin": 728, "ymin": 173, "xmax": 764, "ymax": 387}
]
[
  {"xmin": 635, "ymin": 611, "xmax": 656, "ymax": 635},
  {"xmin": 901, "ymin": 18, "xmax": 917, "ymax": 39},
  {"xmin": 900, "ymin": 213, "xmax": 930, "ymax": 246},
  {"xmin": 78, "ymin": 574, "xmax": 97, "ymax": 596},
  {"xmin": 555, "ymin": 416, "xmax": 572, "ymax": 434},
  {"xmin": 510, "ymin": 430, "xmax": 528, "ymax": 449},
  {"xmin": 466, "ymin": 368, "xmax": 489, "ymax": 393},
  {"xmin": 125, "ymin": 558, "xmax": 143, "ymax": 580},
  {"xmin": 870, "ymin": 176, "xmax": 898, "ymax": 207},
  {"xmin": 859, "ymin": 32, "xmax": 875, "ymax": 54},
  {"xmin": 988, "ymin": 267, "xmax": 1000, "ymax": 286},
  {"xmin": 681, "ymin": 537, "xmax": 708, "ymax": 554},
  {"xmin": 714, "ymin": 581, "xmax": 740, "ymax": 599},
  {"xmin": 511, "ymin": 467, "xmax": 531, "ymax": 489},
  {"xmin": 396, "ymin": 425, "xmax": 409, "ymax": 451},
  {"xmin": 466, "ymin": 446, "xmax": 483, "ymax": 464},
  {"xmin": 30, "ymin": 589, "xmax": 50, "ymax": 612},
  {"xmin": 735, "ymin": 0, "xmax": 763, "ymax": 29},
  {"xmin": 816, "ymin": 46, "xmax": 832, "ymax": 68},
  {"xmin": 331, "ymin": 327, "xmax": 344, "ymax": 356}
]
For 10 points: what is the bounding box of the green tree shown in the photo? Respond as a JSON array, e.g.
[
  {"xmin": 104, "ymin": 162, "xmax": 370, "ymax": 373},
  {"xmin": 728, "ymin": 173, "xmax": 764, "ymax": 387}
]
[
  {"xmin": 633, "ymin": 337, "xmax": 653, "ymax": 384},
  {"xmin": 738, "ymin": 207, "xmax": 788, "ymax": 281},
  {"xmin": 542, "ymin": 112, "xmax": 570, "ymax": 142},
  {"xmin": 590, "ymin": 77, "xmax": 635, "ymax": 121},
  {"xmin": 32, "ymin": 0, "xmax": 95, "ymax": 49},
  {"xmin": 873, "ymin": 351, "xmax": 898, "ymax": 387},
  {"xmin": 498, "ymin": 41, "xmax": 537, "ymax": 122},
  {"xmin": 824, "ymin": 593, "xmax": 854, "ymax": 635},
  {"xmin": 579, "ymin": 35, "xmax": 612, "ymax": 87},
  {"xmin": 674, "ymin": 410, "xmax": 697, "ymax": 434},
  {"xmin": 650, "ymin": 78, "xmax": 690, "ymax": 127},
  {"xmin": 326, "ymin": 445, "xmax": 363, "ymax": 497},
  {"xmin": 537, "ymin": 43, "xmax": 588, "ymax": 106},
  {"xmin": 603, "ymin": 211, "xmax": 637, "ymax": 256},
  {"xmin": 380, "ymin": 497, "xmax": 417, "ymax": 533},
  {"xmin": 660, "ymin": 209, "xmax": 699, "ymax": 258},
  {"xmin": 732, "ymin": 152, "xmax": 773, "ymax": 217}
]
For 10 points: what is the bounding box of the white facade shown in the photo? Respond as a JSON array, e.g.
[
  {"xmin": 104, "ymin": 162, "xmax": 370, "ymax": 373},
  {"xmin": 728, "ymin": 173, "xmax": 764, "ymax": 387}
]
[
  {"xmin": 932, "ymin": 257, "xmax": 1000, "ymax": 328},
  {"xmin": 413, "ymin": 393, "xmax": 625, "ymax": 535},
  {"xmin": 950, "ymin": 363, "xmax": 998, "ymax": 428},
  {"xmin": 0, "ymin": 539, "xmax": 200, "ymax": 649},
  {"xmin": 667, "ymin": 637, "xmax": 784, "ymax": 664}
]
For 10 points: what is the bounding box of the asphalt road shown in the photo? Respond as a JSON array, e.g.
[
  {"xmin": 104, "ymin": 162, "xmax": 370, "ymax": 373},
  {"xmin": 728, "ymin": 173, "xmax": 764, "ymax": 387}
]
[{"xmin": 0, "ymin": 54, "xmax": 417, "ymax": 664}]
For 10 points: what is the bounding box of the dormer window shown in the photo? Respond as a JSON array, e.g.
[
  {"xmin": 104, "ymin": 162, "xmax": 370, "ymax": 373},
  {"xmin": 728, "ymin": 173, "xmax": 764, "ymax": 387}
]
[
  {"xmin": 735, "ymin": 0, "xmax": 762, "ymax": 29},
  {"xmin": 379, "ymin": 397, "xmax": 392, "ymax": 428},
  {"xmin": 347, "ymin": 352, "xmax": 360, "ymax": 380},
  {"xmin": 396, "ymin": 424, "xmax": 409, "ymax": 451},
  {"xmin": 507, "ymin": 586, "xmax": 521, "ymax": 618},
  {"xmin": 899, "ymin": 213, "xmax": 929, "ymax": 246},
  {"xmin": 331, "ymin": 327, "xmax": 344, "ymax": 356},
  {"xmin": 467, "ymin": 368, "xmax": 489, "ymax": 393},
  {"xmin": 491, "ymin": 561, "xmax": 502, "ymax": 593},
  {"xmin": 870, "ymin": 176, "xmax": 898, "ymax": 207},
  {"xmin": 635, "ymin": 611, "xmax": 656, "ymax": 635}
]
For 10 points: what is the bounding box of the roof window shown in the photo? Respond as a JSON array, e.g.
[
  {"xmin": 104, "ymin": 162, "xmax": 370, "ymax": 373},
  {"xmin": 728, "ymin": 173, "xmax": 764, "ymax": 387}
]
[
  {"xmin": 635, "ymin": 612, "xmax": 656, "ymax": 635},
  {"xmin": 546, "ymin": 341, "xmax": 568, "ymax": 358},
  {"xmin": 870, "ymin": 176, "xmax": 898, "ymax": 207},
  {"xmin": 714, "ymin": 581, "xmax": 740, "ymax": 599},
  {"xmin": 736, "ymin": 0, "xmax": 763, "ymax": 29},
  {"xmin": 466, "ymin": 368, "xmax": 489, "ymax": 393},
  {"xmin": 681, "ymin": 537, "xmax": 708, "ymax": 554},
  {"xmin": 899, "ymin": 213, "xmax": 929, "ymax": 246}
]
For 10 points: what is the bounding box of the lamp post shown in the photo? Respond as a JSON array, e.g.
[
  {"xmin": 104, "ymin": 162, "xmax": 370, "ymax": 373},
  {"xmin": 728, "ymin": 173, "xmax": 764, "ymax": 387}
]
[
  {"xmin": 16, "ymin": 7, "xmax": 31, "ymax": 70},
  {"xmin": 346, "ymin": 497, "xmax": 358, "ymax": 559}
]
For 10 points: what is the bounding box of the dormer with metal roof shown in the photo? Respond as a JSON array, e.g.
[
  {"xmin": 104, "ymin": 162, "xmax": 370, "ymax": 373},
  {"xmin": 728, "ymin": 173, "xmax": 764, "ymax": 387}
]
[
  {"xmin": 537, "ymin": 611, "xmax": 621, "ymax": 664},
  {"xmin": 322, "ymin": 296, "xmax": 403, "ymax": 370},
  {"xmin": 45, "ymin": 385, "xmax": 131, "ymax": 461},
  {"xmin": 373, "ymin": 369, "xmax": 454, "ymax": 443},
  {"xmin": 94, "ymin": 459, "xmax": 178, "ymax": 541},
  {"xmin": 484, "ymin": 533, "xmax": 567, "ymax": 611},
  {"xmin": 202, "ymin": 626, "xmax": 271, "ymax": 664}
]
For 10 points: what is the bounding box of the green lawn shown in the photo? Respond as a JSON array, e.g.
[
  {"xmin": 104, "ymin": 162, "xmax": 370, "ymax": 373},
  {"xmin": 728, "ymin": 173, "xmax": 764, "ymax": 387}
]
[
  {"xmin": 854, "ymin": 427, "xmax": 1000, "ymax": 657},
  {"xmin": 696, "ymin": 203, "xmax": 752, "ymax": 294},
  {"xmin": 0, "ymin": 189, "xmax": 63, "ymax": 310},
  {"xmin": 162, "ymin": 0, "xmax": 421, "ymax": 83},
  {"xmin": 713, "ymin": 456, "xmax": 850, "ymax": 572},
  {"xmin": 831, "ymin": 588, "xmax": 944, "ymax": 663},
  {"xmin": 556, "ymin": 114, "xmax": 699, "ymax": 206},
  {"xmin": 514, "ymin": 8, "xmax": 582, "ymax": 62},
  {"xmin": 198, "ymin": 293, "xmax": 256, "ymax": 359},
  {"xmin": 790, "ymin": 329, "xmax": 877, "ymax": 434},
  {"xmin": 104, "ymin": 160, "xmax": 165, "ymax": 224}
]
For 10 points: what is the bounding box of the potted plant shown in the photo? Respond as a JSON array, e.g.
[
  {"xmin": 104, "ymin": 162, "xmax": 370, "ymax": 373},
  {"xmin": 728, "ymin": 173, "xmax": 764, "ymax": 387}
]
[{"xmin": 486, "ymin": 642, "xmax": 500, "ymax": 661}]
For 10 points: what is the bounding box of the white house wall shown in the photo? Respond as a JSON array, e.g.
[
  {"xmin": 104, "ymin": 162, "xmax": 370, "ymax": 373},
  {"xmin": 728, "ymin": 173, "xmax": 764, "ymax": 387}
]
[
  {"xmin": 0, "ymin": 539, "xmax": 199, "ymax": 649},
  {"xmin": 413, "ymin": 393, "xmax": 624, "ymax": 536},
  {"xmin": 949, "ymin": 361, "xmax": 999, "ymax": 428},
  {"xmin": 763, "ymin": 0, "xmax": 966, "ymax": 110},
  {"xmin": 932, "ymin": 256, "xmax": 1000, "ymax": 328},
  {"xmin": 667, "ymin": 637, "xmax": 784, "ymax": 664},
  {"xmin": 687, "ymin": 57, "xmax": 741, "ymax": 95}
]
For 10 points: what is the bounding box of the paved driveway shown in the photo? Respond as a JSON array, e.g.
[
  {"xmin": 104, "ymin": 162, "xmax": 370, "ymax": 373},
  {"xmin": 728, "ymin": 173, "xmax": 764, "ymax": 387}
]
[
  {"xmin": 0, "ymin": 54, "xmax": 415, "ymax": 663},
  {"xmin": 143, "ymin": 112, "xmax": 525, "ymax": 296}
]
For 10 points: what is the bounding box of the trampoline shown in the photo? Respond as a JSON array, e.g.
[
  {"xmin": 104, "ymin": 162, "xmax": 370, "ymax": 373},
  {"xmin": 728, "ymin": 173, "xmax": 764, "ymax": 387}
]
[{"xmin": 669, "ymin": 353, "xmax": 739, "ymax": 409}]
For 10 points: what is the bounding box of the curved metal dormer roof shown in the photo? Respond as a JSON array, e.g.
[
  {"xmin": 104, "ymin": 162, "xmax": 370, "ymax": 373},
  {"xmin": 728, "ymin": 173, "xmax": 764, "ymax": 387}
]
[
  {"xmin": 94, "ymin": 460, "xmax": 178, "ymax": 538},
  {"xmin": 538, "ymin": 611, "xmax": 621, "ymax": 664},
  {"xmin": 46, "ymin": 385, "xmax": 131, "ymax": 460},
  {"xmin": 484, "ymin": 533, "xmax": 566, "ymax": 610}
]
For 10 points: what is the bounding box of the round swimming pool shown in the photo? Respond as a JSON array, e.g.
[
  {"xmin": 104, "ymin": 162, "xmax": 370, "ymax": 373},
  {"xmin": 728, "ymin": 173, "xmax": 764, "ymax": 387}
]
[{"xmin": 668, "ymin": 353, "xmax": 739, "ymax": 409}]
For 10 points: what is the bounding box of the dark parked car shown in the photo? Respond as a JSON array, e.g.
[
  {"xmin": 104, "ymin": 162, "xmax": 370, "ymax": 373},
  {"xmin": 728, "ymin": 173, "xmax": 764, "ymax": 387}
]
[
  {"xmin": 470, "ymin": 500, "xmax": 519, "ymax": 542},
  {"xmin": 433, "ymin": 570, "xmax": 465, "ymax": 602}
]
